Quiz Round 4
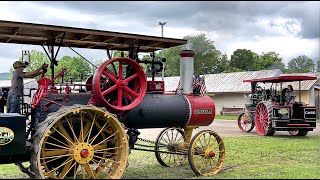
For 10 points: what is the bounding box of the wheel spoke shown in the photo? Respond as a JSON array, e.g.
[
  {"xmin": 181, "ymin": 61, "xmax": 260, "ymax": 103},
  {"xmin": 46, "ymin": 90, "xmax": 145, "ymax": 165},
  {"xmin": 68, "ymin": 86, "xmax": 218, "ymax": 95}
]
[
  {"xmin": 43, "ymin": 157, "xmax": 73, "ymax": 177},
  {"xmin": 123, "ymin": 90, "xmax": 134, "ymax": 101},
  {"xmin": 54, "ymin": 123, "xmax": 75, "ymax": 145},
  {"xmin": 123, "ymin": 86, "xmax": 139, "ymax": 98},
  {"xmin": 89, "ymin": 120, "xmax": 109, "ymax": 144},
  {"xmin": 65, "ymin": 116, "xmax": 79, "ymax": 143},
  {"xmin": 83, "ymin": 163, "xmax": 97, "ymax": 179},
  {"xmin": 92, "ymin": 159, "xmax": 112, "ymax": 178},
  {"xmin": 92, "ymin": 131, "xmax": 118, "ymax": 148},
  {"xmin": 58, "ymin": 159, "xmax": 75, "ymax": 179},
  {"xmin": 42, "ymin": 149, "xmax": 68, "ymax": 157},
  {"xmin": 102, "ymin": 85, "xmax": 117, "ymax": 96},
  {"xmin": 118, "ymin": 60, "xmax": 123, "ymax": 80},
  {"xmin": 103, "ymin": 68, "xmax": 118, "ymax": 83},
  {"xmin": 85, "ymin": 114, "xmax": 97, "ymax": 143},
  {"xmin": 79, "ymin": 112, "xmax": 84, "ymax": 142},
  {"xmin": 124, "ymin": 73, "xmax": 138, "ymax": 83},
  {"xmin": 118, "ymin": 88, "xmax": 123, "ymax": 108}
]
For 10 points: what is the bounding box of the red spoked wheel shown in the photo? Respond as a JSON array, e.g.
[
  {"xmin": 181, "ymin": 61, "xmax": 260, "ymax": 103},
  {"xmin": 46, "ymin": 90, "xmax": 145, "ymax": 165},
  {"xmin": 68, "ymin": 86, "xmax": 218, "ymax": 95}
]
[
  {"xmin": 92, "ymin": 57, "xmax": 147, "ymax": 111},
  {"xmin": 31, "ymin": 78, "xmax": 51, "ymax": 109},
  {"xmin": 254, "ymin": 101, "xmax": 275, "ymax": 136},
  {"xmin": 237, "ymin": 111, "xmax": 254, "ymax": 132}
]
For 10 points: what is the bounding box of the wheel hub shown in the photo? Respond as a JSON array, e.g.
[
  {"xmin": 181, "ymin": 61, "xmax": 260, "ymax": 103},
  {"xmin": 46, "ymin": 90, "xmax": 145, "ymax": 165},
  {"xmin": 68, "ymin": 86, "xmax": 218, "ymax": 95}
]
[
  {"xmin": 243, "ymin": 119, "xmax": 248, "ymax": 124},
  {"xmin": 117, "ymin": 80, "xmax": 127, "ymax": 88},
  {"xmin": 73, "ymin": 143, "xmax": 94, "ymax": 164},
  {"xmin": 205, "ymin": 148, "xmax": 215, "ymax": 158}
]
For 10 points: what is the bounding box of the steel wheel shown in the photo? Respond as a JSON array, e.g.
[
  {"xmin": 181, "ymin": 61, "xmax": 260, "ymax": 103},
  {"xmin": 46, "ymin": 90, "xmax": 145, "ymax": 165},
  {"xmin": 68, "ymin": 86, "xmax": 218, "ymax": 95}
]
[
  {"xmin": 188, "ymin": 130, "xmax": 225, "ymax": 176},
  {"xmin": 92, "ymin": 57, "xmax": 147, "ymax": 111},
  {"xmin": 31, "ymin": 105, "xmax": 128, "ymax": 179},
  {"xmin": 254, "ymin": 101, "xmax": 275, "ymax": 136},
  {"xmin": 237, "ymin": 112, "xmax": 254, "ymax": 132},
  {"xmin": 155, "ymin": 127, "xmax": 187, "ymax": 167}
]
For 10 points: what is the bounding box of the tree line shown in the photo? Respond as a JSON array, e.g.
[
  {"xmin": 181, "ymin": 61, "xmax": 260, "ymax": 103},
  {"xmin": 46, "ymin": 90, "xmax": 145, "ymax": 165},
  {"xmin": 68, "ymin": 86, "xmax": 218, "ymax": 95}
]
[{"xmin": 11, "ymin": 33, "xmax": 319, "ymax": 81}]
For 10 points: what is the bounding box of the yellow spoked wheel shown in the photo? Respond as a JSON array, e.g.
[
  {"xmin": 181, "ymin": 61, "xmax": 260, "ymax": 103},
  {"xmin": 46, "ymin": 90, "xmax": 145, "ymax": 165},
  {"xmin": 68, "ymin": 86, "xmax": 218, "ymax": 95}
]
[
  {"xmin": 188, "ymin": 130, "xmax": 225, "ymax": 176},
  {"xmin": 31, "ymin": 105, "xmax": 128, "ymax": 179},
  {"xmin": 155, "ymin": 127, "xmax": 187, "ymax": 167}
]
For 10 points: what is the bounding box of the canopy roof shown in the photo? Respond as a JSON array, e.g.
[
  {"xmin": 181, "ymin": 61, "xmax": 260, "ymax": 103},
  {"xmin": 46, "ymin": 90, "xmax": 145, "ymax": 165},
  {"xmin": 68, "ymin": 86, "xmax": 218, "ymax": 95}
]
[
  {"xmin": 243, "ymin": 75, "xmax": 318, "ymax": 83},
  {"xmin": 0, "ymin": 20, "xmax": 187, "ymax": 52}
]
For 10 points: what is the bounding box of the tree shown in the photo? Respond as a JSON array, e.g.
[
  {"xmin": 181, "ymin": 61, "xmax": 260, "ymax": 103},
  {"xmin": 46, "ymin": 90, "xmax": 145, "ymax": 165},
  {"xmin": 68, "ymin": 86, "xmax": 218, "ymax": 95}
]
[
  {"xmin": 287, "ymin": 55, "xmax": 315, "ymax": 73},
  {"xmin": 317, "ymin": 60, "xmax": 320, "ymax": 72},
  {"xmin": 161, "ymin": 33, "xmax": 229, "ymax": 76},
  {"xmin": 256, "ymin": 51, "xmax": 283, "ymax": 70},
  {"xmin": 230, "ymin": 49, "xmax": 258, "ymax": 71},
  {"xmin": 55, "ymin": 56, "xmax": 92, "ymax": 82}
]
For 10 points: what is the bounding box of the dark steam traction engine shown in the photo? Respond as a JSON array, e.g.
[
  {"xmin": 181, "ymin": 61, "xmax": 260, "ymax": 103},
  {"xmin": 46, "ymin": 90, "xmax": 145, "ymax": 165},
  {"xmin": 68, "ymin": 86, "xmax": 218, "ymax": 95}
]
[{"xmin": 0, "ymin": 20, "xmax": 225, "ymax": 179}]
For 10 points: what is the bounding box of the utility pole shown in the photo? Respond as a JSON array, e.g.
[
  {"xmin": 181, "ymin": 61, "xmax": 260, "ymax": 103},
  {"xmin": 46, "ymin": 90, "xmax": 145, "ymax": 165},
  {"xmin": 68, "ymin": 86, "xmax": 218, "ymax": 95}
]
[
  {"xmin": 159, "ymin": 22, "xmax": 166, "ymax": 80},
  {"xmin": 158, "ymin": 22, "xmax": 166, "ymax": 37}
]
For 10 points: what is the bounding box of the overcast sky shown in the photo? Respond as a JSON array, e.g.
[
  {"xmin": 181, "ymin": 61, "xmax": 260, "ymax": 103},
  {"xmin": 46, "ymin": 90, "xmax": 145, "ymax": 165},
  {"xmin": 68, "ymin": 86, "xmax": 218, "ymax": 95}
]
[{"xmin": 0, "ymin": 1, "xmax": 319, "ymax": 73}]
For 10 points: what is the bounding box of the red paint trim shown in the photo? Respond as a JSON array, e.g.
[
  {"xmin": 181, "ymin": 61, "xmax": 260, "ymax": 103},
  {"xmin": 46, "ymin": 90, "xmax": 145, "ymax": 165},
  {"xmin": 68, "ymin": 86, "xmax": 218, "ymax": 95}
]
[
  {"xmin": 287, "ymin": 124, "xmax": 310, "ymax": 126},
  {"xmin": 179, "ymin": 50, "xmax": 195, "ymax": 57},
  {"xmin": 301, "ymin": 106, "xmax": 316, "ymax": 108},
  {"xmin": 184, "ymin": 95, "xmax": 215, "ymax": 126}
]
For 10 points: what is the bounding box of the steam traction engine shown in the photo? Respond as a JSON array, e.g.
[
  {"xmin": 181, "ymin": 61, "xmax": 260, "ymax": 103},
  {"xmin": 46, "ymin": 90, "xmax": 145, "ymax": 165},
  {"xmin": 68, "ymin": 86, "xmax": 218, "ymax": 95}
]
[
  {"xmin": 0, "ymin": 20, "xmax": 225, "ymax": 179},
  {"xmin": 237, "ymin": 76, "xmax": 318, "ymax": 136}
]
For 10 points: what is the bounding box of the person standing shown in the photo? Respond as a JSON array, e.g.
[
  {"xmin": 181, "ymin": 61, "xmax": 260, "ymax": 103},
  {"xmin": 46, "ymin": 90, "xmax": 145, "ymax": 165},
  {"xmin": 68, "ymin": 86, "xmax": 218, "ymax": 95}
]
[{"xmin": 6, "ymin": 61, "xmax": 47, "ymax": 113}]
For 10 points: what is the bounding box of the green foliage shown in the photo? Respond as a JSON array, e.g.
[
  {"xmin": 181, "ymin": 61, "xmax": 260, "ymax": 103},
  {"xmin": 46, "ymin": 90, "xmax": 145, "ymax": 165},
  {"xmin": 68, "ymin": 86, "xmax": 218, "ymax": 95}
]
[
  {"xmin": 287, "ymin": 55, "xmax": 315, "ymax": 73},
  {"xmin": 230, "ymin": 49, "xmax": 258, "ymax": 71},
  {"xmin": 317, "ymin": 60, "xmax": 320, "ymax": 72},
  {"xmin": 161, "ymin": 33, "xmax": 230, "ymax": 76},
  {"xmin": 256, "ymin": 51, "xmax": 283, "ymax": 70},
  {"xmin": 162, "ymin": 46, "xmax": 181, "ymax": 76},
  {"xmin": 19, "ymin": 50, "xmax": 93, "ymax": 82},
  {"xmin": 55, "ymin": 56, "xmax": 92, "ymax": 82}
]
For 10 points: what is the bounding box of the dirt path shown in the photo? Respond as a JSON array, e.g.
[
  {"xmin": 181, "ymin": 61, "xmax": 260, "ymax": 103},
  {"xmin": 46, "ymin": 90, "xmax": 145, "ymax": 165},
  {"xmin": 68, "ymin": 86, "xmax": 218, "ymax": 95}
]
[{"xmin": 138, "ymin": 120, "xmax": 320, "ymax": 141}]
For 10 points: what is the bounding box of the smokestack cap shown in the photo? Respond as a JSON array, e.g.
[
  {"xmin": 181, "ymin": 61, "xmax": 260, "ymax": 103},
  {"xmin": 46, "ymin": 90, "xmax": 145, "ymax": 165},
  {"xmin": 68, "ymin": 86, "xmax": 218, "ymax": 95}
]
[{"xmin": 179, "ymin": 50, "xmax": 195, "ymax": 57}]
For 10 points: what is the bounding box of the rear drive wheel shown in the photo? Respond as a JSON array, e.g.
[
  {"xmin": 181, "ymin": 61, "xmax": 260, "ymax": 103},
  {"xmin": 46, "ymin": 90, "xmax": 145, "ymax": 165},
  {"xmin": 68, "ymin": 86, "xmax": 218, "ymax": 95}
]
[
  {"xmin": 31, "ymin": 105, "xmax": 128, "ymax": 179},
  {"xmin": 254, "ymin": 101, "xmax": 275, "ymax": 136}
]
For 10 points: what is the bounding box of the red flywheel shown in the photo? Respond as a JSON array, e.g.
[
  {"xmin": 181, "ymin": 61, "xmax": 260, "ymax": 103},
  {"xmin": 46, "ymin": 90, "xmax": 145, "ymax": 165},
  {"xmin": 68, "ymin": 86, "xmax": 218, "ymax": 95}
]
[{"xmin": 92, "ymin": 57, "xmax": 147, "ymax": 111}]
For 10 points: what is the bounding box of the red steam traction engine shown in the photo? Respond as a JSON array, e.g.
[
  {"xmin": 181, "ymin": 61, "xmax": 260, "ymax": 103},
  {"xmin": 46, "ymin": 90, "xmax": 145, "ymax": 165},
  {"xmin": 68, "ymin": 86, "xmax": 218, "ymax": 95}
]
[{"xmin": 0, "ymin": 20, "xmax": 225, "ymax": 179}]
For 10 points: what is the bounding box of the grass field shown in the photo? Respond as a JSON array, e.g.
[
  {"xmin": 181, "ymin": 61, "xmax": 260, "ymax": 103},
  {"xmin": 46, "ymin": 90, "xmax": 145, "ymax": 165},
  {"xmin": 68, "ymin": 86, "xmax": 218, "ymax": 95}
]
[
  {"xmin": 215, "ymin": 114, "xmax": 239, "ymax": 120},
  {"xmin": 0, "ymin": 135, "xmax": 319, "ymax": 179}
]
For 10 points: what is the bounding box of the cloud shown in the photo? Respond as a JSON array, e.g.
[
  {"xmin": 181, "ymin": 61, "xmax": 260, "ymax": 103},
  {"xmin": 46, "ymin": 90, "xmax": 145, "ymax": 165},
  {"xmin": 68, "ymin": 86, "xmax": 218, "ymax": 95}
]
[{"xmin": 0, "ymin": 1, "xmax": 319, "ymax": 73}]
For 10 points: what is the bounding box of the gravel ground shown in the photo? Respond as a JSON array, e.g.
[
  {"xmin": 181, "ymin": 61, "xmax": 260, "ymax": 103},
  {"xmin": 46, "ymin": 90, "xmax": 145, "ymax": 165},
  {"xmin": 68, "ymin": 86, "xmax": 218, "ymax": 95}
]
[{"xmin": 137, "ymin": 120, "xmax": 320, "ymax": 141}]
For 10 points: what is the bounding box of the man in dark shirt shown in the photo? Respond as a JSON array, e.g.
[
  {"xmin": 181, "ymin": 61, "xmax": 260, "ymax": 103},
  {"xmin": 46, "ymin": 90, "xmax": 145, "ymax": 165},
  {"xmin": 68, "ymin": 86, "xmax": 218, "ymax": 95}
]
[{"xmin": 7, "ymin": 61, "xmax": 47, "ymax": 113}]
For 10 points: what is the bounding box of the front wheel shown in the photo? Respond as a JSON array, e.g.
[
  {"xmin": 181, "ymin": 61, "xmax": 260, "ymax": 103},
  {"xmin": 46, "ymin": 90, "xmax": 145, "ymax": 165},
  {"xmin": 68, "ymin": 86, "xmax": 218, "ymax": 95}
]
[
  {"xmin": 237, "ymin": 112, "xmax": 254, "ymax": 132},
  {"xmin": 155, "ymin": 127, "xmax": 187, "ymax": 167},
  {"xmin": 188, "ymin": 130, "xmax": 225, "ymax": 176}
]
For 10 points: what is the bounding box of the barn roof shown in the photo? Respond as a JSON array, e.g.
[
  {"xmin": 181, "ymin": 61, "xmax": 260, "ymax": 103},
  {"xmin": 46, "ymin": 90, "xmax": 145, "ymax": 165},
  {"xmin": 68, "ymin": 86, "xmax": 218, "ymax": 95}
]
[
  {"xmin": 0, "ymin": 20, "xmax": 187, "ymax": 52},
  {"xmin": 203, "ymin": 69, "xmax": 283, "ymax": 93}
]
